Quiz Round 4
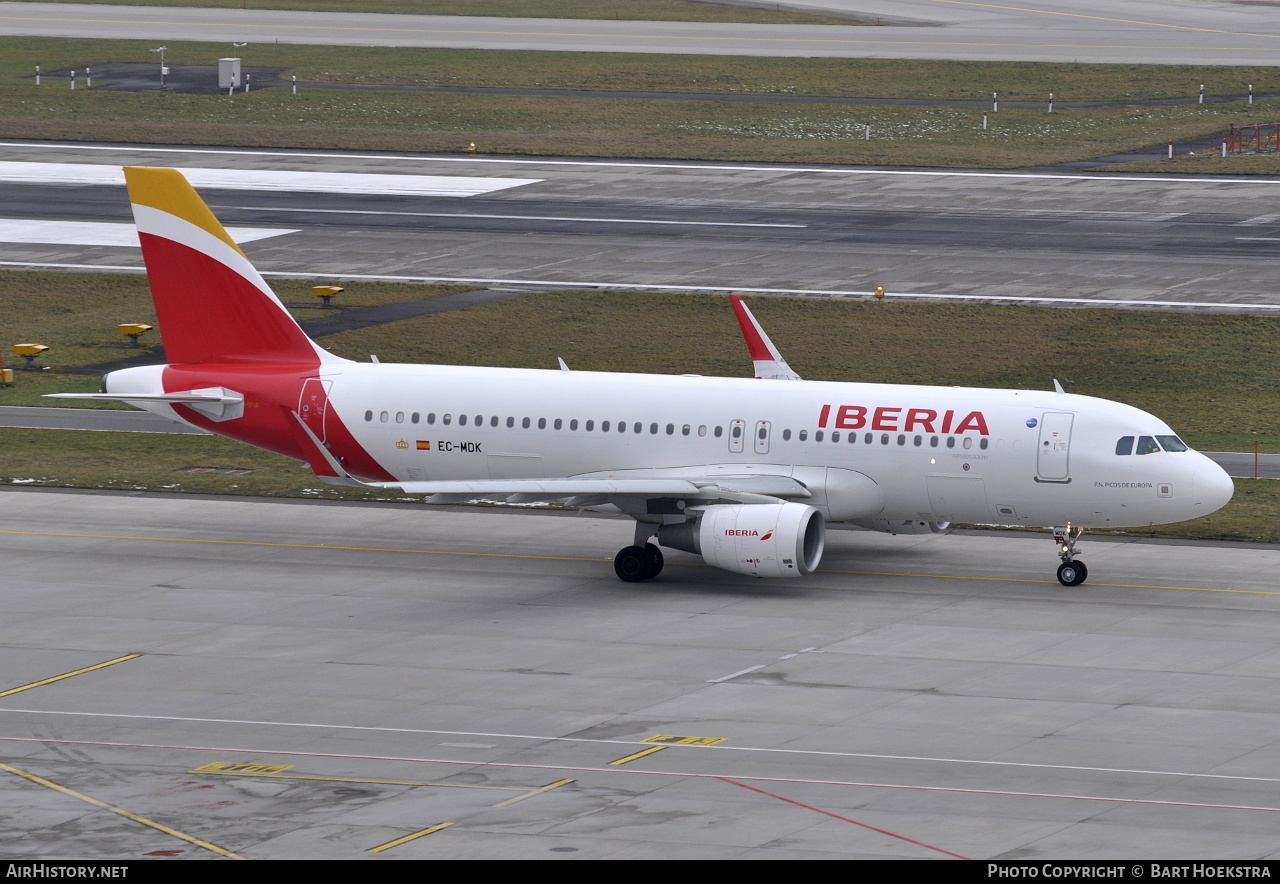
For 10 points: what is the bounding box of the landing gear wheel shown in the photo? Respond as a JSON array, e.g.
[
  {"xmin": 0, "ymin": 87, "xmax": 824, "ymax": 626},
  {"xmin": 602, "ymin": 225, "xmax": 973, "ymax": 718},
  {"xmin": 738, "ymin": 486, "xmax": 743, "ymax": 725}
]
[
  {"xmin": 644, "ymin": 544, "xmax": 664, "ymax": 579},
  {"xmin": 614, "ymin": 546, "xmax": 650, "ymax": 582},
  {"xmin": 1057, "ymin": 560, "xmax": 1087, "ymax": 587}
]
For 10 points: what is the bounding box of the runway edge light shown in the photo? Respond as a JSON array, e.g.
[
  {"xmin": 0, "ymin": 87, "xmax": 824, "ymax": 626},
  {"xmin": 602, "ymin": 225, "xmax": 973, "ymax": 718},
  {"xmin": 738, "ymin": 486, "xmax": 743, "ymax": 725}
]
[
  {"xmin": 118, "ymin": 323, "xmax": 152, "ymax": 348},
  {"xmin": 313, "ymin": 285, "xmax": 343, "ymax": 307},
  {"xmin": 13, "ymin": 343, "xmax": 48, "ymax": 370}
]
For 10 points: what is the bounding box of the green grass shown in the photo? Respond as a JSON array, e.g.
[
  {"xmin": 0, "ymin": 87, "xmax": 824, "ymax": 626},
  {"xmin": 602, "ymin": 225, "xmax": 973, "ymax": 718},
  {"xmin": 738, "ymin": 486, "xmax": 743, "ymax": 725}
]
[
  {"xmin": 3, "ymin": 0, "xmax": 862, "ymax": 25},
  {"xmin": 4, "ymin": 37, "xmax": 1279, "ymax": 167},
  {"xmin": 0, "ymin": 271, "xmax": 467, "ymax": 379}
]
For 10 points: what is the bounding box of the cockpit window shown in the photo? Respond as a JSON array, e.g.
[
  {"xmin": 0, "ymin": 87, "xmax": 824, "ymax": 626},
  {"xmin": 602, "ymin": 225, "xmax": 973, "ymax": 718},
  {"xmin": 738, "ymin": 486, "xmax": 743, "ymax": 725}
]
[
  {"xmin": 1136, "ymin": 435, "xmax": 1161, "ymax": 455},
  {"xmin": 1156, "ymin": 435, "xmax": 1188, "ymax": 452},
  {"xmin": 1115, "ymin": 436, "xmax": 1134, "ymax": 456}
]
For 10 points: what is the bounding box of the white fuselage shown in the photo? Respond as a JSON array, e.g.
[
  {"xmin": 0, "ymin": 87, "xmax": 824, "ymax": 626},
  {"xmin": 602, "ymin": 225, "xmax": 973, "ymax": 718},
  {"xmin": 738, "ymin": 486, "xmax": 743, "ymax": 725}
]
[{"xmin": 301, "ymin": 363, "xmax": 1232, "ymax": 529}]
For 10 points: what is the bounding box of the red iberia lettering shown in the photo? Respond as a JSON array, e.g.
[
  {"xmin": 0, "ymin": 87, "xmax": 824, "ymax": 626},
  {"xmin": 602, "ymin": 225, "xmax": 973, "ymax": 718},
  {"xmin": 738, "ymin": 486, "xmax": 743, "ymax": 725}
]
[
  {"xmin": 817, "ymin": 404, "xmax": 989, "ymax": 435},
  {"xmin": 871, "ymin": 407, "xmax": 901, "ymax": 431},
  {"xmin": 725, "ymin": 530, "xmax": 760, "ymax": 536},
  {"xmin": 834, "ymin": 405, "xmax": 866, "ymax": 429},
  {"xmin": 954, "ymin": 411, "xmax": 989, "ymax": 435},
  {"xmin": 904, "ymin": 408, "xmax": 937, "ymax": 433}
]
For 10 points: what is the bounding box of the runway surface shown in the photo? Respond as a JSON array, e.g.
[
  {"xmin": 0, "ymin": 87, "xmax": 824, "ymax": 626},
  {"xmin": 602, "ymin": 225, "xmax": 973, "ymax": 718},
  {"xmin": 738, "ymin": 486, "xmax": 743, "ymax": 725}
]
[
  {"xmin": 2, "ymin": 488, "xmax": 1280, "ymax": 859},
  {"xmin": 0, "ymin": 1, "xmax": 1277, "ymax": 64},
  {"xmin": 3, "ymin": 141, "xmax": 1280, "ymax": 309}
]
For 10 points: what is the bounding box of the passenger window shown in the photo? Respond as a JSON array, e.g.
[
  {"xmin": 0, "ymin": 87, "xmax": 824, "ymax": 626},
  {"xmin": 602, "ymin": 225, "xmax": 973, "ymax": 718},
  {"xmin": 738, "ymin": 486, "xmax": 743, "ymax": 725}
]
[
  {"xmin": 570, "ymin": 419, "xmax": 578, "ymax": 430},
  {"xmin": 554, "ymin": 419, "xmax": 562, "ymax": 430},
  {"xmin": 682, "ymin": 425, "xmax": 690, "ymax": 436},
  {"xmin": 459, "ymin": 414, "xmax": 467, "ymax": 426},
  {"xmin": 946, "ymin": 437, "xmax": 955, "ymax": 448},
  {"xmin": 913, "ymin": 435, "xmax": 922, "ymax": 447},
  {"xmin": 799, "ymin": 430, "xmax": 808, "ymax": 441},
  {"xmin": 1136, "ymin": 435, "xmax": 1160, "ymax": 455},
  {"xmin": 782, "ymin": 429, "xmax": 791, "ymax": 441},
  {"xmin": 864, "ymin": 433, "xmax": 872, "ymax": 444},
  {"xmin": 427, "ymin": 413, "xmax": 436, "ymax": 425},
  {"xmin": 506, "ymin": 416, "xmax": 514, "ymax": 428},
  {"xmin": 538, "ymin": 418, "xmax": 547, "ymax": 429},
  {"xmin": 364, "ymin": 410, "xmax": 372, "ymax": 422},
  {"xmin": 1156, "ymin": 435, "xmax": 1188, "ymax": 452},
  {"xmin": 666, "ymin": 424, "xmax": 674, "ymax": 435},
  {"xmin": 714, "ymin": 426, "xmax": 723, "ymax": 438},
  {"xmin": 602, "ymin": 421, "xmax": 610, "ymax": 431},
  {"xmin": 633, "ymin": 422, "xmax": 642, "ymax": 433},
  {"xmin": 522, "ymin": 417, "xmax": 531, "ymax": 428},
  {"xmin": 474, "ymin": 415, "xmax": 481, "ymax": 425},
  {"xmin": 980, "ymin": 438, "xmax": 989, "ymax": 450},
  {"xmin": 619, "ymin": 421, "xmax": 627, "ymax": 433},
  {"xmin": 897, "ymin": 434, "xmax": 906, "ymax": 446},
  {"xmin": 412, "ymin": 413, "xmax": 420, "ymax": 424},
  {"xmin": 586, "ymin": 420, "xmax": 594, "ymax": 431},
  {"xmin": 650, "ymin": 423, "xmax": 659, "ymax": 434},
  {"xmin": 396, "ymin": 412, "xmax": 404, "ymax": 423},
  {"xmin": 963, "ymin": 437, "xmax": 972, "ymax": 449},
  {"xmin": 490, "ymin": 416, "xmax": 498, "ymax": 427},
  {"xmin": 815, "ymin": 431, "xmax": 824, "ymax": 442},
  {"xmin": 930, "ymin": 436, "xmax": 938, "ymax": 448},
  {"xmin": 881, "ymin": 434, "xmax": 889, "ymax": 445},
  {"xmin": 698, "ymin": 425, "xmax": 707, "ymax": 437},
  {"xmin": 443, "ymin": 414, "xmax": 451, "ymax": 425},
  {"xmin": 832, "ymin": 431, "xmax": 840, "ymax": 442}
]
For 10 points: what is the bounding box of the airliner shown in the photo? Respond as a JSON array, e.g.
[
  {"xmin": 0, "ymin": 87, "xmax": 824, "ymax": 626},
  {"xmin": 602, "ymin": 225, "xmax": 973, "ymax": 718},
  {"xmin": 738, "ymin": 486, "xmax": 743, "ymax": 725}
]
[{"xmin": 50, "ymin": 167, "xmax": 1235, "ymax": 586}]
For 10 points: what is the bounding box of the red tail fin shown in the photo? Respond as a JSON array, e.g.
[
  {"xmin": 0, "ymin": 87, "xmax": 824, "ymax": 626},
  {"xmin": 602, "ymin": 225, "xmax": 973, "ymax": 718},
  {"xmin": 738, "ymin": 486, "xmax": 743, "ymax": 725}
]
[{"xmin": 125, "ymin": 167, "xmax": 327, "ymax": 366}]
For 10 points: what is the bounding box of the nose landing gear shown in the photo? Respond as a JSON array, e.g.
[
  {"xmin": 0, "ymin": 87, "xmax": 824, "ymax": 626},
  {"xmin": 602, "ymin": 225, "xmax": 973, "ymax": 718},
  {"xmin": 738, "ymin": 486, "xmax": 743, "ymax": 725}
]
[{"xmin": 1053, "ymin": 524, "xmax": 1087, "ymax": 586}]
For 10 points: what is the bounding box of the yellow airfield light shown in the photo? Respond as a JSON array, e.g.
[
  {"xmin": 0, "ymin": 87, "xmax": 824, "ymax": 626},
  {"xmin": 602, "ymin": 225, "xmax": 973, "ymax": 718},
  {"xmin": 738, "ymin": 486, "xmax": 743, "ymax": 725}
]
[{"xmin": 118, "ymin": 323, "xmax": 153, "ymax": 347}]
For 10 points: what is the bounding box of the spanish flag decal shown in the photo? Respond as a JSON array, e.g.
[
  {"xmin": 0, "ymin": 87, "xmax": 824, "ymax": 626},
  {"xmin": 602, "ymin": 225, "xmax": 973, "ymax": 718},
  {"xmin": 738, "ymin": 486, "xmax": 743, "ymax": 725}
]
[{"xmin": 416, "ymin": 440, "xmax": 431, "ymax": 450}]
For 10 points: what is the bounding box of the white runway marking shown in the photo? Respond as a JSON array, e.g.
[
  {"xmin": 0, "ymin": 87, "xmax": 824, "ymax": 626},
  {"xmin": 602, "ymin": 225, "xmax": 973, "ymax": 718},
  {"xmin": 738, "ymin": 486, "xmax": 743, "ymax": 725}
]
[
  {"xmin": 5, "ymin": 261, "xmax": 1279, "ymax": 312},
  {"xmin": 0, "ymin": 161, "xmax": 541, "ymax": 196},
  {"xmin": 8, "ymin": 707, "xmax": 1280, "ymax": 787},
  {"xmin": 2, "ymin": 142, "xmax": 1277, "ymax": 186},
  {"xmin": 216, "ymin": 204, "xmax": 807, "ymax": 229},
  {"xmin": 0, "ymin": 219, "xmax": 295, "ymax": 247},
  {"xmin": 4, "ymin": 734, "xmax": 1280, "ymax": 816}
]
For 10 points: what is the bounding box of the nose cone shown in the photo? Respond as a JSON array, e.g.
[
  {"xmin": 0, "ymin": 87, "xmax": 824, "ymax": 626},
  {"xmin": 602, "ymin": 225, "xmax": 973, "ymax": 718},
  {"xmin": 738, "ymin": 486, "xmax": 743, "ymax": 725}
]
[{"xmin": 1192, "ymin": 458, "xmax": 1235, "ymax": 517}]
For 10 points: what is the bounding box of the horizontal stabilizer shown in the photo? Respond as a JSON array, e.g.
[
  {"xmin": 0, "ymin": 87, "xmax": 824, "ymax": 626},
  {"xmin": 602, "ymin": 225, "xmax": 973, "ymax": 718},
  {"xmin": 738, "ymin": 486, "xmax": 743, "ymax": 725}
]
[{"xmin": 45, "ymin": 387, "xmax": 244, "ymax": 421}]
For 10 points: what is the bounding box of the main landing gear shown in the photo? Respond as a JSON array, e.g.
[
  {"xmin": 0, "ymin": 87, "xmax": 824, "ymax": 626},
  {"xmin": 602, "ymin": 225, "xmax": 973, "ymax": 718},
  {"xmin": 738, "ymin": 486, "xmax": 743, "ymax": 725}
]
[
  {"xmin": 1053, "ymin": 523, "xmax": 1087, "ymax": 586},
  {"xmin": 614, "ymin": 543, "xmax": 664, "ymax": 582}
]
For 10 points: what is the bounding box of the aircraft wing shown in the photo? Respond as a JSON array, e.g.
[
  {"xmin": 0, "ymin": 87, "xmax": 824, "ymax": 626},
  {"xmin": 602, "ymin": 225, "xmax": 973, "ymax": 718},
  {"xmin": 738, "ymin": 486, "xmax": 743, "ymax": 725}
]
[
  {"xmin": 282, "ymin": 408, "xmax": 809, "ymax": 507},
  {"xmin": 374, "ymin": 474, "xmax": 810, "ymax": 506}
]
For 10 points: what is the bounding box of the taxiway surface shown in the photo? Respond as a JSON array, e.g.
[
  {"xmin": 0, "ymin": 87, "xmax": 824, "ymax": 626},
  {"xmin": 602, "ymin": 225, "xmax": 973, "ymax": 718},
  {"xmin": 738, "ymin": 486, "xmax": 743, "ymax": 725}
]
[
  {"xmin": 0, "ymin": 1, "xmax": 1276, "ymax": 65},
  {"xmin": 2, "ymin": 489, "xmax": 1280, "ymax": 859}
]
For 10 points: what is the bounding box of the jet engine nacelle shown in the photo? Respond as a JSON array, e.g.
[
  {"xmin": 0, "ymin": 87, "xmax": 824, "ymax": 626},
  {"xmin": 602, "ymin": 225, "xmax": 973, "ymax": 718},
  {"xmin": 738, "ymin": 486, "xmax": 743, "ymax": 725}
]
[
  {"xmin": 854, "ymin": 518, "xmax": 951, "ymax": 536},
  {"xmin": 658, "ymin": 502, "xmax": 825, "ymax": 578}
]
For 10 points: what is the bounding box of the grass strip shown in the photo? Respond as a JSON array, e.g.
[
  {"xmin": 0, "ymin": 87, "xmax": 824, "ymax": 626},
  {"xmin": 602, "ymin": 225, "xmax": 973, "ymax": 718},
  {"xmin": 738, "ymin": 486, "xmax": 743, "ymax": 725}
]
[{"xmin": 4, "ymin": 38, "xmax": 1280, "ymax": 169}]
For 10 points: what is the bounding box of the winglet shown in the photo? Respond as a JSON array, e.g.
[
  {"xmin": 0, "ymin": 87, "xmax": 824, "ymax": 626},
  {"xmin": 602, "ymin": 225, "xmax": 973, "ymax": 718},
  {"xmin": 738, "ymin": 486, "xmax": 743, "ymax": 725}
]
[{"xmin": 729, "ymin": 295, "xmax": 801, "ymax": 380}]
